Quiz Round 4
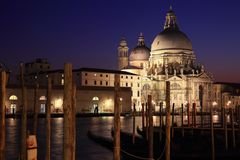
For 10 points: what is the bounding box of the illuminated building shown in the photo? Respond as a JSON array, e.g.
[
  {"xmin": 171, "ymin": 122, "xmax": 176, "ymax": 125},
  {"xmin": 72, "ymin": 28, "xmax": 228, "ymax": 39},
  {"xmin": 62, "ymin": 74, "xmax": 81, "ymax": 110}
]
[{"xmin": 120, "ymin": 7, "xmax": 213, "ymax": 111}]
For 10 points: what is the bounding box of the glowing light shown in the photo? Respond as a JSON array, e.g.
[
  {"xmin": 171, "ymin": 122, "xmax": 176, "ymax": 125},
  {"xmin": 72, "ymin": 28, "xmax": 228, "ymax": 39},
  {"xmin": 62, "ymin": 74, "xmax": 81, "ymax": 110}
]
[
  {"xmin": 55, "ymin": 98, "xmax": 63, "ymax": 109},
  {"xmin": 39, "ymin": 96, "xmax": 46, "ymax": 100},
  {"xmin": 227, "ymin": 101, "xmax": 231, "ymax": 106},
  {"xmin": 212, "ymin": 101, "xmax": 217, "ymax": 106},
  {"xmin": 9, "ymin": 95, "xmax": 18, "ymax": 100},
  {"xmin": 92, "ymin": 97, "xmax": 99, "ymax": 101}
]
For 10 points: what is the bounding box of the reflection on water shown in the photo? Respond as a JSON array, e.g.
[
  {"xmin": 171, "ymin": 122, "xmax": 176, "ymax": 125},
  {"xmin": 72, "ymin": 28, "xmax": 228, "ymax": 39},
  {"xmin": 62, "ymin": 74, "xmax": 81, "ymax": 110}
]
[{"xmin": 5, "ymin": 115, "xmax": 222, "ymax": 160}]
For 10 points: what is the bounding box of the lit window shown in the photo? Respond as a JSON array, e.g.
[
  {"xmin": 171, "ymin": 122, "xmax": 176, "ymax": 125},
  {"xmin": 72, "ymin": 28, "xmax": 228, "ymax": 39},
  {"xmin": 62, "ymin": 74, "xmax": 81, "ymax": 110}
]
[
  {"xmin": 94, "ymin": 73, "xmax": 97, "ymax": 76},
  {"xmin": 61, "ymin": 78, "xmax": 64, "ymax": 85},
  {"xmin": 9, "ymin": 95, "xmax": 18, "ymax": 100}
]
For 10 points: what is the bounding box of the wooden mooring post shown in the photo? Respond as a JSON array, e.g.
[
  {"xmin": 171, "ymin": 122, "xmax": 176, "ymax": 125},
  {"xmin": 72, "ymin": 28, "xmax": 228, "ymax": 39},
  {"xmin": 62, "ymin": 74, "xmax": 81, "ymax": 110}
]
[
  {"xmin": 187, "ymin": 103, "xmax": 190, "ymax": 127},
  {"xmin": 239, "ymin": 106, "xmax": 240, "ymax": 135},
  {"xmin": 181, "ymin": 103, "xmax": 184, "ymax": 137},
  {"xmin": 33, "ymin": 83, "xmax": 39, "ymax": 135},
  {"xmin": 159, "ymin": 102, "xmax": 163, "ymax": 141},
  {"xmin": 145, "ymin": 103, "xmax": 149, "ymax": 140},
  {"xmin": 224, "ymin": 107, "xmax": 228, "ymax": 151},
  {"xmin": 20, "ymin": 63, "xmax": 27, "ymax": 160},
  {"xmin": 230, "ymin": 108, "xmax": 236, "ymax": 148},
  {"xmin": 0, "ymin": 71, "xmax": 6, "ymax": 160},
  {"xmin": 132, "ymin": 103, "xmax": 136, "ymax": 144},
  {"xmin": 114, "ymin": 74, "xmax": 121, "ymax": 160},
  {"xmin": 63, "ymin": 63, "xmax": 75, "ymax": 160},
  {"xmin": 193, "ymin": 103, "xmax": 196, "ymax": 127},
  {"xmin": 141, "ymin": 103, "xmax": 145, "ymax": 131},
  {"xmin": 171, "ymin": 103, "xmax": 175, "ymax": 138},
  {"xmin": 210, "ymin": 105, "xmax": 215, "ymax": 160},
  {"xmin": 72, "ymin": 83, "xmax": 76, "ymax": 160},
  {"xmin": 46, "ymin": 77, "xmax": 52, "ymax": 160},
  {"xmin": 148, "ymin": 95, "xmax": 153, "ymax": 160},
  {"xmin": 165, "ymin": 81, "xmax": 171, "ymax": 160}
]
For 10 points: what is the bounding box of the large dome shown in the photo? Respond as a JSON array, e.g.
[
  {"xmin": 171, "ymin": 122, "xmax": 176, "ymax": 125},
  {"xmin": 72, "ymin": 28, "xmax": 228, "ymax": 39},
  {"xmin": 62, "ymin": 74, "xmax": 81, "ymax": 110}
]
[{"xmin": 151, "ymin": 28, "xmax": 192, "ymax": 52}]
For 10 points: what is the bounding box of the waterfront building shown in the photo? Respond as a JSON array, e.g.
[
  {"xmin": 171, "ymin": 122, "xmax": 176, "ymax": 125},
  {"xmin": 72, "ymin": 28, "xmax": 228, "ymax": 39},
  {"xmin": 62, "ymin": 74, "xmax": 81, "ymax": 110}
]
[
  {"xmin": 213, "ymin": 82, "xmax": 240, "ymax": 109},
  {"xmin": 120, "ymin": 7, "xmax": 213, "ymax": 111}
]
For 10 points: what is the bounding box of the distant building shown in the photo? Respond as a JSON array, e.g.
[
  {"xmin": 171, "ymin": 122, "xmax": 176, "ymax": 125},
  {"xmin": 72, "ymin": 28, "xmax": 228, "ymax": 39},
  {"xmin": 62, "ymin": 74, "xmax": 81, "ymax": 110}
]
[{"xmin": 213, "ymin": 82, "xmax": 240, "ymax": 109}]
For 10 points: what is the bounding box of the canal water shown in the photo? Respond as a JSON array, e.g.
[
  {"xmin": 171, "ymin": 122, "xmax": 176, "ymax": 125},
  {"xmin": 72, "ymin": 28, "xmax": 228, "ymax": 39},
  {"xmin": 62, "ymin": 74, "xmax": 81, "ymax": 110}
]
[{"xmin": 5, "ymin": 115, "xmax": 221, "ymax": 160}]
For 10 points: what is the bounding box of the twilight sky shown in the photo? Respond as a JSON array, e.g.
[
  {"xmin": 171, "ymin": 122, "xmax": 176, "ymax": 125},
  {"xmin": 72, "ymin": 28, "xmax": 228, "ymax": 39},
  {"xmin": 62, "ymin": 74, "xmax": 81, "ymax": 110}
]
[{"xmin": 1, "ymin": 0, "xmax": 240, "ymax": 83}]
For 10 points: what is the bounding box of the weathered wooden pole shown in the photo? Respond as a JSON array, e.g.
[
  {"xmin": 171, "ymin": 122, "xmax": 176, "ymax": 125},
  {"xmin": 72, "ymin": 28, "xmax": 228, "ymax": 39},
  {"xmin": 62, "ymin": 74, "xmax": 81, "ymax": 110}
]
[
  {"xmin": 210, "ymin": 104, "xmax": 215, "ymax": 160},
  {"xmin": 20, "ymin": 63, "xmax": 27, "ymax": 160},
  {"xmin": 46, "ymin": 77, "xmax": 52, "ymax": 160},
  {"xmin": 230, "ymin": 108, "xmax": 236, "ymax": 148},
  {"xmin": 132, "ymin": 103, "xmax": 136, "ymax": 144},
  {"xmin": 221, "ymin": 106, "xmax": 224, "ymax": 128},
  {"xmin": 0, "ymin": 71, "xmax": 6, "ymax": 160},
  {"xmin": 63, "ymin": 63, "xmax": 74, "ymax": 160},
  {"xmin": 201, "ymin": 103, "xmax": 203, "ymax": 128},
  {"xmin": 114, "ymin": 74, "xmax": 121, "ymax": 160},
  {"xmin": 165, "ymin": 81, "xmax": 171, "ymax": 160},
  {"xmin": 187, "ymin": 103, "xmax": 190, "ymax": 127},
  {"xmin": 148, "ymin": 95, "xmax": 153, "ymax": 160},
  {"xmin": 239, "ymin": 106, "xmax": 240, "ymax": 136},
  {"xmin": 171, "ymin": 103, "xmax": 175, "ymax": 138},
  {"xmin": 224, "ymin": 107, "xmax": 228, "ymax": 151},
  {"xmin": 145, "ymin": 103, "xmax": 149, "ymax": 140},
  {"xmin": 72, "ymin": 83, "xmax": 76, "ymax": 160},
  {"xmin": 33, "ymin": 83, "xmax": 39, "ymax": 135},
  {"xmin": 193, "ymin": 103, "xmax": 196, "ymax": 127},
  {"xmin": 141, "ymin": 103, "xmax": 145, "ymax": 131},
  {"xmin": 181, "ymin": 103, "xmax": 184, "ymax": 137},
  {"xmin": 159, "ymin": 102, "xmax": 163, "ymax": 141}
]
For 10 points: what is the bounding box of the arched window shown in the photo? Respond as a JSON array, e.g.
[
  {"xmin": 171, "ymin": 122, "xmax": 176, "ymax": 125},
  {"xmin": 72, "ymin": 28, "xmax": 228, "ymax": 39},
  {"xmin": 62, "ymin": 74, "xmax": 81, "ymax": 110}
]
[
  {"xmin": 9, "ymin": 95, "xmax": 18, "ymax": 100},
  {"xmin": 92, "ymin": 97, "xmax": 99, "ymax": 101},
  {"xmin": 39, "ymin": 96, "xmax": 47, "ymax": 101}
]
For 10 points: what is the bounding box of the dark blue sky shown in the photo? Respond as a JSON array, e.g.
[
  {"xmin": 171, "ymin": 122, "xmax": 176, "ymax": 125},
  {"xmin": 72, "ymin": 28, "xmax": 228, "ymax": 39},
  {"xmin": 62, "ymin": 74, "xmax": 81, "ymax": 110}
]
[{"xmin": 1, "ymin": 0, "xmax": 240, "ymax": 82}]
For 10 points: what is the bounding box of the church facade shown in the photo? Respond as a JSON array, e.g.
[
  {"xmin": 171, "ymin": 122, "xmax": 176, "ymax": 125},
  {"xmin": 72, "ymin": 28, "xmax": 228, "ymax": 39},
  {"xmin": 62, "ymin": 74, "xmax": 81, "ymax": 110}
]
[{"xmin": 118, "ymin": 7, "xmax": 213, "ymax": 111}]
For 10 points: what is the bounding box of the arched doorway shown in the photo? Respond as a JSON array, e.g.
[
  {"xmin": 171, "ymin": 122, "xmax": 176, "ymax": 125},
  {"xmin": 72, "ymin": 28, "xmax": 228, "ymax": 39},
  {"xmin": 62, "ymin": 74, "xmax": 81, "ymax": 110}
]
[
  {"xmin": 9, "ymin": 95, "xmax": 18, "ymax": 114},
  {"xmin": 92, "ymin": 97, "xmax": 99, "ymax": 114}
]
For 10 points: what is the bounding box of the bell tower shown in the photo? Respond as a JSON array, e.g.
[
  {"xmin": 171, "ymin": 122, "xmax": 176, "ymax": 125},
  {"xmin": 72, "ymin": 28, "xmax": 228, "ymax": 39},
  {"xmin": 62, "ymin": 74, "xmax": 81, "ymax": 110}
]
[{"xmin": 118, "ymin": 37, "xmax": 129, "ymax": 70}]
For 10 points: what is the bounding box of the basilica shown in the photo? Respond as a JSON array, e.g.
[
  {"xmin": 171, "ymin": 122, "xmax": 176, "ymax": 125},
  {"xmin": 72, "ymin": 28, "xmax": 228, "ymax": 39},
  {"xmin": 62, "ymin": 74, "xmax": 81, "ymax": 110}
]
[{"xmin": 118, "ymin": 7, "xmax": 213, "ymax": 111}]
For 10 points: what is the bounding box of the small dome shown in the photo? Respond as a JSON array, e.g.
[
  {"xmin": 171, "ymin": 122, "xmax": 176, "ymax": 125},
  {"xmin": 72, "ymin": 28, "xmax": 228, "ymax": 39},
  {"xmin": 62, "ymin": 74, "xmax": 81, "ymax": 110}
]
[
  {"xmin": 129, "ymin": 46, "xmax": 150, "ymax": 61},
  {"xmin": 151, "ymin": 29, "xmax": 193, "ymax": 51},
  {"xmin": 129, "ymin": 33, "xmax": 150, "ymax": 61}
]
